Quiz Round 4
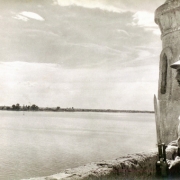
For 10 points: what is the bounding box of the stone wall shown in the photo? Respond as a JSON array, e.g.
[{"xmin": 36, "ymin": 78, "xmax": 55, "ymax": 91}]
[{"xmin": 22, "ymin": 149, "xmax": 174, "ymax": 180}]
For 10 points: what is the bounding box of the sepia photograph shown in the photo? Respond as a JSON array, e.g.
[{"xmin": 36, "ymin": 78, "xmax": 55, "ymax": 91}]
[{"xmin": 2, "ymin": 0, "xmax": 180, "ymax": 179}]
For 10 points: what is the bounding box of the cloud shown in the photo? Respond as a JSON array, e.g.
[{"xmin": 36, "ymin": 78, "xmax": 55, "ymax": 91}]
[
  {"xmin": 0, "ymin": 61, "xmax": 158, "ymax": 110},
  {"xmin": 0, "ymin": 1, "xmax": 162, "ymax": 110},
  {"xmin": 13, "ymin": 14, "xmax": 29, "ymax": 21},
  {"xmin": 1, "ymin": 6, "xmax": 161, "ymax": 70},
  {"xmin": 116, "ymin": 29, "xmax": 130, "ymax": 36},
  {"xmin": 132, "ymin": 11, "xmax": 160, "ymax": 35},
  {"xmin": 133, "ymin": 11, "xmax": 156, "ymax": 27},
  {"xmin": 53, "ymin": 0, "xmax": 165, "ymax": 13},
  {"xmin": 14, "ymin": 11, "xmax": 44, "ymax": 21},
  {"xmin": 53, "ymin": 0, "xmax": 124, "ymax": 13}
]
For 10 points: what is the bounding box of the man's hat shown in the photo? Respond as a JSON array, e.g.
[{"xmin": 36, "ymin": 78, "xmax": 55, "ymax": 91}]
[{"xmin": 170, "ymin": 60, "xmax": 180, "ymax": 69}]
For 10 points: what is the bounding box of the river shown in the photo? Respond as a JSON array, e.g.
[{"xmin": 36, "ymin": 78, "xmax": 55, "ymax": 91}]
[{"xmin": 0, "ymin": 111, "xmax": 156, "ymax": 180}]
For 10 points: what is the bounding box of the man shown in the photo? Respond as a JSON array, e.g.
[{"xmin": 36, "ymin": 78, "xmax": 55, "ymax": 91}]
[
  {"xmin": 170, "ymin": 60, "xmax": 180, "ymax": 86},
  {"xmin": 166, "ymin": 61, "xmax": 180, "ymax": 176},
  {"xmin": 166, "ymin": 138, "xmax": 180, "ymax": 177}
]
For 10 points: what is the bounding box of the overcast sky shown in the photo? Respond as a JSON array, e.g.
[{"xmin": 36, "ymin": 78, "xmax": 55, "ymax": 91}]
[{"xmin": 0, "ymin": 0, "xmax": 165, "ymax": 110}]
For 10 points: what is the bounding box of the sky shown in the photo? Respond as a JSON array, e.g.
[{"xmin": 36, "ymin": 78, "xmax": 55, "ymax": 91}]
[{"xmin": 0, "ymin": 0, "xmax": 165, "ymax": 110}]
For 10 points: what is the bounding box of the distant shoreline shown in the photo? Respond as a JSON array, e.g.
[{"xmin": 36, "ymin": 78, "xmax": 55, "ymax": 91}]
[
  {"xmin": 57, "ymin": 108, "xmax": 154, "ymax": 114},
  {"xmin": 0, "ymin": 106, "xmax": 154, "ymax": 114}
]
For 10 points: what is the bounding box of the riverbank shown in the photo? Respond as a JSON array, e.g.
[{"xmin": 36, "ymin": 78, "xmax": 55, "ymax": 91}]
[
  {"xmin": 21, "ymin": 148, "xmax": 174, "ymax": 180},
  {"xmin": 0, "ymin": 106, "xmax": 154, "ymax": 114}
]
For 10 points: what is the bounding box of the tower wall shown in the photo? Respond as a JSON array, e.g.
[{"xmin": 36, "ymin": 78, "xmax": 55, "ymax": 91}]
[{"xmin": 155, "ymin": 0, "xmax": 180, "ymax": 144}]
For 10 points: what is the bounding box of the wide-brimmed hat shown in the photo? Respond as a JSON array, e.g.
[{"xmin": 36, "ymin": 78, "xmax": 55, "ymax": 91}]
[{"xmin": 170, "ymin": 60, "xmax": 180, "ymax": 69}]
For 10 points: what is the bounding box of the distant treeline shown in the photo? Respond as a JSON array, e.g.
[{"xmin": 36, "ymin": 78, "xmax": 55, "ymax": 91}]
[
  {"xmin": 0, "ymin": 104, "xmax": 154, "ymax": 113},
  {"xmin": 1, "ymin": 104, "xmax": 40, "ymax": 111},
  {"xmin": 73, "ymin": 109, "xmax": 154, "ymax": 113}
]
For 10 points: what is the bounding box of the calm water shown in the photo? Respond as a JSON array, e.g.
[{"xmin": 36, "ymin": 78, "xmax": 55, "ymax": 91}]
[{"xmin": 0, "ymin": 111, "xmax": 156, "ymax": 180}]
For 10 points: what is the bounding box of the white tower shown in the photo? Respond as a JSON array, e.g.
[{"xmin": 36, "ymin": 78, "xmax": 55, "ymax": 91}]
[{"xmin": 155, "ymin": 0, "xmax": 180, "ymax": 144}]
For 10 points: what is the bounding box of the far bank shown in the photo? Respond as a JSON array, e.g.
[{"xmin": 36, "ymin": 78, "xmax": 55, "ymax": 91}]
[{"xmin": 0, "ymin": 105, "xmax": 154, "ymax": 114}]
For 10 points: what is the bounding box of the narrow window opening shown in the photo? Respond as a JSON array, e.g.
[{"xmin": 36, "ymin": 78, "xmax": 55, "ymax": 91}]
[{"xmin": 161, "ymin": 54, "xmax": 168, "ymax": 94}]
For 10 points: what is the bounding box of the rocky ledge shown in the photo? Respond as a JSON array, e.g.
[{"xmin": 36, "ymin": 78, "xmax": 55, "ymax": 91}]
[{"xmin": 22, "ymin": 148, "xmax": 174, "ymax": 180}]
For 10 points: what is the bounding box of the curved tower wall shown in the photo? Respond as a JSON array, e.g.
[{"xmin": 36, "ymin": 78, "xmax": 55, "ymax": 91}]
[{"xmin": 155, "ymin": 0, "xmax": 180, "ymax": 144}]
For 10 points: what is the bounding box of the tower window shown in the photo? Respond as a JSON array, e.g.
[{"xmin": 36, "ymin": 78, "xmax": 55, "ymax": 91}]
[{"xmin": 161, "ymin": 54, "xmax": 168, "ymax": 94}]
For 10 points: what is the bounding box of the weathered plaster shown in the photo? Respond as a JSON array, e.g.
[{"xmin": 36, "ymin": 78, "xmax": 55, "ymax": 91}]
[
  {"xmin": 21, "ymin": 149, "xmax": 174, "ymax": 180},
  {"xmin": 155, "ymin": 0, "xmax": 180, "ymax": 144}
]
